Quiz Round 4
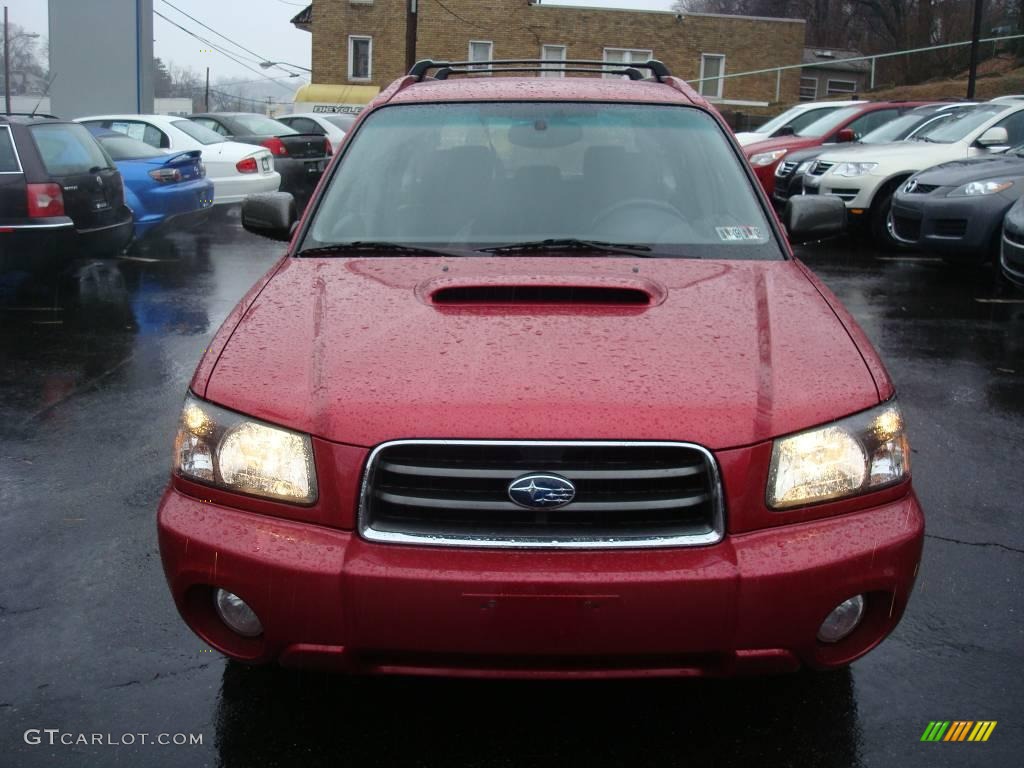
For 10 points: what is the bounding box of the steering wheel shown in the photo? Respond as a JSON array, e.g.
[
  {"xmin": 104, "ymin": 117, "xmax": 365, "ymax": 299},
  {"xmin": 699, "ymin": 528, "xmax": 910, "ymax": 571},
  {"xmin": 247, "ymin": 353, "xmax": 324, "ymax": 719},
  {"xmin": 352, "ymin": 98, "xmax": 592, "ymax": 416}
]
[{"xmin": 589, "ymin": 198, "xmax": 687, "ymax": 229}]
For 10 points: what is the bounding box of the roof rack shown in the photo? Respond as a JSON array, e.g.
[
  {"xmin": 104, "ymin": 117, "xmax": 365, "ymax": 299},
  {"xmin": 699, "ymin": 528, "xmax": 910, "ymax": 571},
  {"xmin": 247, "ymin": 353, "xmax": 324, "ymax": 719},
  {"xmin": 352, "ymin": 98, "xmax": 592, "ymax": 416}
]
[{"xmin": 408, "ymin": 59, "xmax": 672, "ymax": 83}]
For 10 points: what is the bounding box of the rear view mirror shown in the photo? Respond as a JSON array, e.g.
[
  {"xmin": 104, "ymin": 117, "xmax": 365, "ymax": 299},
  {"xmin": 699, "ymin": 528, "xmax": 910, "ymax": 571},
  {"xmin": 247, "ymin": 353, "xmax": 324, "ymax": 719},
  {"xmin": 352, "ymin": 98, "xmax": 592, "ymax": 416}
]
[
  {"xmin": 977, "ymin": 126, "xmax": 1009, "ymax": 148},
  {"xmin": 836, "ymin": 128, "xmax": 855, "ymax": 143},
  {"xmin": 242, "ymin": 192, "xmax": 297, "ymax": 241},
  {"xmin": 783, "ymin": 195, "xmax": 847, "ymax": 244}
]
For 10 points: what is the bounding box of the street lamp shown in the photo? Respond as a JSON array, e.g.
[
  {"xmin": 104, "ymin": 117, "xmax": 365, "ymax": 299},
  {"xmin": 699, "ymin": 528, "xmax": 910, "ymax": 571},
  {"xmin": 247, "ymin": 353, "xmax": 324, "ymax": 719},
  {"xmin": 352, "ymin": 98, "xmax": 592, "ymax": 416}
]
[
  {"xmin": 3, "ymin": 5, "xmax": 40, "ymax": 115},
  {"xmin": 259, "ymin": 60, "xmax": 312, "ymax": 74}
]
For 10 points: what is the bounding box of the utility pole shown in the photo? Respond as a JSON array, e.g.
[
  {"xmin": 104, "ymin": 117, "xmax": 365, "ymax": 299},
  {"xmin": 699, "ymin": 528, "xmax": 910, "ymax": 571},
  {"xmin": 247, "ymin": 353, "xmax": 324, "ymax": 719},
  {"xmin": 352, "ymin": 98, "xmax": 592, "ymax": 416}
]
[
  {"xmin": 4, "ymin": 6, "xmax": 10, "ymax": 115},
  {"xmin": 966, "ymin": 0, "xmax": 985, "ymax": 98},
  {"xmin": 204, "ymin": 66, "xmax": 209, "ymax": 112}
]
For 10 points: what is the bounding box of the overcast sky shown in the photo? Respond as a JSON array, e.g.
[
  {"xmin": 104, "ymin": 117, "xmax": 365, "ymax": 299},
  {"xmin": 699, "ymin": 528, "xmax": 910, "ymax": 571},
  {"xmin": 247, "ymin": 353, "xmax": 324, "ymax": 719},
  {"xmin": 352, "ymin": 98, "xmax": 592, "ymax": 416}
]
[{"xmin": 8, "ymin": 0, "xmax": 677, "ymax": 89}]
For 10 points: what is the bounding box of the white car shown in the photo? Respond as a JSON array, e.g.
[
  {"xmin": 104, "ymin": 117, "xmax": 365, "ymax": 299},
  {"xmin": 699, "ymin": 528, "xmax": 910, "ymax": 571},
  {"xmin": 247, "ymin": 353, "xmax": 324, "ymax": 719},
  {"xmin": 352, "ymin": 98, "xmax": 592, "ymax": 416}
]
[
  {"xmin": 735, "ymin": 100, "xmax": 866, "ymax": 146},
  {"xmin": 802, "ymin": 102, "xmax": 1024, "ymax": 247},
  {"xmin": 74, "ymin": 114, "xmax": 281, "ymax": 206},
  {"xmin": 275, "ymin": 112, "xmax": 353, "ymax": 153}
]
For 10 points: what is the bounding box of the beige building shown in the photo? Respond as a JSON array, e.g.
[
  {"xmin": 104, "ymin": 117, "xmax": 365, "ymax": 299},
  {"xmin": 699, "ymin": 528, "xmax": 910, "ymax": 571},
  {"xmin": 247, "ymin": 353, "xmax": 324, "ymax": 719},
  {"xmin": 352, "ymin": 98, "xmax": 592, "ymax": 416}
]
[{"xmin": 291, "ymin": 1, "xmax": 806, "ymax": 111}]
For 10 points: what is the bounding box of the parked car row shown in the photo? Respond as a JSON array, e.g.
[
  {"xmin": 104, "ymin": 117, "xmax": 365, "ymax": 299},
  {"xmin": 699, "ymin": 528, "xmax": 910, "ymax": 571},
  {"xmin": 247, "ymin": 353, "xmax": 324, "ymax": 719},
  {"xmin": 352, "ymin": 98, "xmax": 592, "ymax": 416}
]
[
  {"xmin": 745, "ymin": 97, "xmax": 1024, "ymax": 268},
  {"xmin": 0, "ymin": 110, "xmax": 347, "ymax": 277}
]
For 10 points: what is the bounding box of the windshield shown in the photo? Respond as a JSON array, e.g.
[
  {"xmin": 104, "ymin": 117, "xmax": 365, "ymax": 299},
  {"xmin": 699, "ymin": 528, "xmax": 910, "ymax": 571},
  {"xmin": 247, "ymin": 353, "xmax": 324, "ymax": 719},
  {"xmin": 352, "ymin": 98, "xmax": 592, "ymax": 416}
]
[
  {"xmin": 29, "ymin": 123, "xmax": 114, "ymax": 175},
  {"xmin": 756, "ymin": 105, "xmax": 838, "ymax": 135},
  {"xmin": 304, "ymin": 102, "xmax": 781, "ymax": 260},
  {"xmin": 96, "ymin": 134, "xmax": 165, "ymax": 161},
  {"xmin": 860, "ymin": 113, "xmax": 933, "ymax": 144},
  {"xmin": 796, "ymin": 105, "xmax": 863, "ymax": 138},
  {"xmin": 914, "ymin": 105, "xmax": 1006, "ymax": 143},
  {"xmin": 325, "ymin": 115, "xmax": 355, "ymax": 131},
  {"xmin": 231, "ymin": 115, "xmax": 297, "ymax": 135},
  {"xmin": 172, "ymin": 120, "xmax": 225, "ymax": 145}
]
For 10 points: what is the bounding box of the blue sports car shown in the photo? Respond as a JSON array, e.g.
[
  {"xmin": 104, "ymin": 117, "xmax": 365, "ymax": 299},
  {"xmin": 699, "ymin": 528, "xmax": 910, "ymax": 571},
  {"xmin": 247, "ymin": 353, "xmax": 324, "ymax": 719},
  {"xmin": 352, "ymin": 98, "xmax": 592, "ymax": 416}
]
[{"xmin": 86, "ymin": 127, "xmax": 214, "ymax": 240}]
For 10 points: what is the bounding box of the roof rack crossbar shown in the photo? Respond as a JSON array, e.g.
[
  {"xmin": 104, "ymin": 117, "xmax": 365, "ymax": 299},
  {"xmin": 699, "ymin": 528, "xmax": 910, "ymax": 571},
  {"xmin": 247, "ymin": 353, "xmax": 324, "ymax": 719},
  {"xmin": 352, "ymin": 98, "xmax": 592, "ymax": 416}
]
[{"xmin": 409, "ymin": 59, "xmax": 671, "ymax": 82}]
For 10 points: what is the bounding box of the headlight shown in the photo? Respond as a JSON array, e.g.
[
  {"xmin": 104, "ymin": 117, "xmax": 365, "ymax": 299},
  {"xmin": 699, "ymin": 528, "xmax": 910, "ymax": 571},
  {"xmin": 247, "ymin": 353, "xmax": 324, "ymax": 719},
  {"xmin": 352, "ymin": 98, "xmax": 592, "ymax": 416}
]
[
  {"xmin": 767, "ymin": 401, "xmax": 910, "ymax": 509},
  {"xmin": 174, "ymin": 394, "xmax": 317, "ymax": 503},
  {"xmin": 749, "ymin": 149, "xmax": 787, "ymax": 167},
  {"xmin": 796, "ymin": 161, "xmax": 813, "ymax": 174},
  {"xmin": 948, "ymin": 179, "xmax": 1014, "ymax": 197},
  {"xmin": 831, "ymin": 162, "xmax": 878, "ymax": 177}
]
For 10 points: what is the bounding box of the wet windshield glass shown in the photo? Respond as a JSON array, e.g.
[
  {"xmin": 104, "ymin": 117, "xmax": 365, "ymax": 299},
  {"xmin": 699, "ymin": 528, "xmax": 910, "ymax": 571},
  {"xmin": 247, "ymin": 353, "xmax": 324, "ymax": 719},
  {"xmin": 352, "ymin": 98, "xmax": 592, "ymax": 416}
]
[
  {"xmin": 172, "ymin": 120, "xmax": 225, "ymax": 145},
  {"xmin": 757, "ymin": 105, "xmax": 839, "ymax": 135},
  {"xmin": 861, "ymin": 112, "xmax": 935, "ymax": 144},
  {"xmin": 305, "ymin": 102, "xmax": 781, "ymax": 260},
  {"xmin": 914, "ymin": 105, "xmax": 1005, "ymax": 143},
  {"xmin": 796, "ymin": 105, "xmax": 862, "ymax": 137}
]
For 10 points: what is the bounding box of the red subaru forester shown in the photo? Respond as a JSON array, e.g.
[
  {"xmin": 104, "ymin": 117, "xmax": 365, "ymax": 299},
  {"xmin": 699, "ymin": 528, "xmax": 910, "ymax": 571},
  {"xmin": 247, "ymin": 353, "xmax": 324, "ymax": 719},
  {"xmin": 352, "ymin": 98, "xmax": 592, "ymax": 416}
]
[{"xmin": 158, "ymin": 59, "xmax": 924, "ymax": 678}]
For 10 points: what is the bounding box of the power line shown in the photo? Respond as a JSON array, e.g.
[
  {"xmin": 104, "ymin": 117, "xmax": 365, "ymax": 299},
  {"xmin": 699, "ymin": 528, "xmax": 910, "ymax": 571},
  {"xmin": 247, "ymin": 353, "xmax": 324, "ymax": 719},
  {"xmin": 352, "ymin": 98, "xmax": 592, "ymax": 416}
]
[
  {"xmin": 158, "ymin": 0, "xmax": 308, "ymax": 77},
  {"xmin": 153, "ymin": 10, "xmax": 296, "ymax": 93}
]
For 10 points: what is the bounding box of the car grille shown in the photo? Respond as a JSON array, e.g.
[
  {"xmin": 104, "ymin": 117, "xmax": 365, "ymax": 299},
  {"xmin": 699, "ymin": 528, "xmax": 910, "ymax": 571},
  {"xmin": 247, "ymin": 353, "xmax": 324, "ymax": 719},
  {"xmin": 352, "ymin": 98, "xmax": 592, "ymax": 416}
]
[
  {"xmin": 359, "ymin": 441, "xmax": 724, "ymax": 549},
  {"xmin": 892, "ymin": 214, "xmax": 922, "ymax": 242},
  {"xmin": 907, "ymin": 183, "xmax": 938, "ymax": 194},
  {"xmin": 775, "ymin": 160, "xmax": 798, "ymax": 179},
  {"xmin": 933, "ymin": 219, "xmax": 968, "ymax": 238},
  {"xmin": 808, "ymin": 161, "xmax": 834, "ymax": 177}
]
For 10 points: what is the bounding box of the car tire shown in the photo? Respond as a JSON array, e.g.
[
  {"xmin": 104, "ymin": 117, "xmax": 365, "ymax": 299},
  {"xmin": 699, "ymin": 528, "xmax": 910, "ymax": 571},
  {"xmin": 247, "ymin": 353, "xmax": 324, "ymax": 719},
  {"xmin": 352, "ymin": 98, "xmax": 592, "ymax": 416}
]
[{"xmin": 869, "ymin": 188, "xmax": 905, "ymax": 252}]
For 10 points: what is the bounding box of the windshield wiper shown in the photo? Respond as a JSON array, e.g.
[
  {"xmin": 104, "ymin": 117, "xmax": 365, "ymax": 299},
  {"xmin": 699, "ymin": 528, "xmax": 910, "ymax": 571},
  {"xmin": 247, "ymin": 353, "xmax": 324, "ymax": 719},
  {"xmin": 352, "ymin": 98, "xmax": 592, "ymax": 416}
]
[
  {"xmin": 477, "ymin": 238, "xmax": 661, "ymax": 257},
  {"xmin": 296, "ymin": 241, "xmax": 479, "ymax": 259}
]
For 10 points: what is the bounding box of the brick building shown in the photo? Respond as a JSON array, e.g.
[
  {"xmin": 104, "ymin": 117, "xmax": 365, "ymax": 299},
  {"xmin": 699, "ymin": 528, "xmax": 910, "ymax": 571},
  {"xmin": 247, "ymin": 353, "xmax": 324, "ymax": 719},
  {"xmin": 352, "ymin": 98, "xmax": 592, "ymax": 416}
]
[{"xmin": 291, "ymin": 1, "xmax": 806, "ymax": 111}]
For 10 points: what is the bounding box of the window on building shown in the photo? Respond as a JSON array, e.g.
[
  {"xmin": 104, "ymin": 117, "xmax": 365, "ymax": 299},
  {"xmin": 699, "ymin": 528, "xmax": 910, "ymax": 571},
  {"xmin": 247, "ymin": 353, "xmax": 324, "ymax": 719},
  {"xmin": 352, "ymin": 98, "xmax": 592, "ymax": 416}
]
[
  {"xmin": 541, "ymin": 45, "xmax": 567, "ymax": 78},
  {"xmin": 348, "ymin": 36, "xmax": 372, "ymax": 81},
  {"xmin": 799, "ymin": 77, "xmax": 817, "ymax": 101},
  {"xmin": 826, "ymin": 79, "xmax": 857, "ymax": 96},
  {"xmin": 603, "ymin": 48, "xmax": 653, "ymax": 79},
  {"xmin": 699, "ymin": 54, "xmax": 725, "ymax": 98},
  {"xmin": 468, "ymin": 41, "xmax": 494, "ymax": 72}
]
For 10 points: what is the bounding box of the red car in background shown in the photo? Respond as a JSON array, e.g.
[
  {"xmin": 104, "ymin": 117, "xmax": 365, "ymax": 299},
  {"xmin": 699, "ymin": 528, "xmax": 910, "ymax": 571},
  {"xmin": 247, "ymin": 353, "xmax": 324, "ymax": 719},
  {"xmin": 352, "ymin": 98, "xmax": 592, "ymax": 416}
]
[{"xmin": 745, "ymin": 101, "xmax": 934, "ymax": 196}]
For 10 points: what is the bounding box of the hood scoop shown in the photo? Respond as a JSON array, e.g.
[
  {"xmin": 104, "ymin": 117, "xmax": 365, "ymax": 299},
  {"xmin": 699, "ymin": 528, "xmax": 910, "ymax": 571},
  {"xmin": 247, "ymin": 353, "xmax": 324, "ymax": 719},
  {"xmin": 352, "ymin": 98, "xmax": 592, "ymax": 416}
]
[{"xmin": 420, "ymin": 275, "xmax": 666, "ymax": 308}]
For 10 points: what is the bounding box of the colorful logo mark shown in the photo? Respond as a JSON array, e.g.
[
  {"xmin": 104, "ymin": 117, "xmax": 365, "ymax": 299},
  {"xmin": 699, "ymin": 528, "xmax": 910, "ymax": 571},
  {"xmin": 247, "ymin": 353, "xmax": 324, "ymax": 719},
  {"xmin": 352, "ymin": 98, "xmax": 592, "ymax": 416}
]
[{"xmin": 921, "ymin": 721, "xmax": 997, "ymax": 742}]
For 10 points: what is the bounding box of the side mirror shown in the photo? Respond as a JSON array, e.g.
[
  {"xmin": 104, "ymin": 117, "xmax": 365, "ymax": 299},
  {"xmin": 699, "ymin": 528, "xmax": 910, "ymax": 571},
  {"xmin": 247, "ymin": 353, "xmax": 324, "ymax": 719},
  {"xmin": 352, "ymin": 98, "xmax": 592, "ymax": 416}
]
[
  {"xmin": 783, "ymin": 195, "xmax": 847, "ymax": 244},
  {"xmin": 774, "ymin": 125, "xmax": 795, "ymax": 137},
  {"xmin": 977, "ymin": 126, "xmax": 1009, "ymax": 148},
  {"xmin": 242, "ymin": 192, "xmax": 297, "ymax": 241},
  {"xmin": 836, "ymin": 128, "xmax": 855, "ymax": 143}
]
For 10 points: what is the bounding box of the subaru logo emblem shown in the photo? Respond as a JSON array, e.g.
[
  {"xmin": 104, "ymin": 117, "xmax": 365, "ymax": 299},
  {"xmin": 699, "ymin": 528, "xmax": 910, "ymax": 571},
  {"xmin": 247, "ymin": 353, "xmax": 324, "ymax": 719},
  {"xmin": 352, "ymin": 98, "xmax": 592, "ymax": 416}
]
[
  {"xmin": 508, "ymin": 474, "xmax": 576, "ymax": 509},
  {"xmin": 904, "ymin": 179, "xmax": 918, "ymax": 193}
]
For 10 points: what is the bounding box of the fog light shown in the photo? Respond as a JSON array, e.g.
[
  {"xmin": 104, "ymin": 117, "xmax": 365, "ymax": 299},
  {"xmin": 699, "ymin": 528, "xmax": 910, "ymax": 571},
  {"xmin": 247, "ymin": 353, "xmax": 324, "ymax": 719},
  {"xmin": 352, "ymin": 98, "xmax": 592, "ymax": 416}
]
[
  {"xmin": 817, "ymin": 595, "xmax": 865, "ymax": 643},
  {"xmin": 213, "ymin": 589, "xmax": 263, "ymax": 637}
]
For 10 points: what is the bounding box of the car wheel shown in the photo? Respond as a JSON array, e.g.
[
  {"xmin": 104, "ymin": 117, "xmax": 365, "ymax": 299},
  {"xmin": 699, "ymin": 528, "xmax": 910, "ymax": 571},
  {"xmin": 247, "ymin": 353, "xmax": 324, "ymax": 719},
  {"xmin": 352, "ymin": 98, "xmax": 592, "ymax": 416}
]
[{"xmin": 869, "ymin": 190, "xmax": 904, "ymax": 252}]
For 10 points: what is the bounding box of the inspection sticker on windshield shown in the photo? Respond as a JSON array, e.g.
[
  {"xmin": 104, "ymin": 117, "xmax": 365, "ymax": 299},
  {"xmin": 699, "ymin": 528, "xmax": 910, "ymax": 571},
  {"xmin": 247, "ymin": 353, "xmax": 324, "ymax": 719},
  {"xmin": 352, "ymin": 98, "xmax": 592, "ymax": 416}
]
[{"xmin": 716, "ymin": 225, "xmax": 763, "ymax": 241}]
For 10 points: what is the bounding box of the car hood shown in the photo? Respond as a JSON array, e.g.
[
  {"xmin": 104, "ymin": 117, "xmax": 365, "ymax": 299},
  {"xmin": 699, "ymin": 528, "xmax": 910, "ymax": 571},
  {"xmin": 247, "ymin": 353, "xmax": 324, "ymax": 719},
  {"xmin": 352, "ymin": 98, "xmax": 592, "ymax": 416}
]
[
  {"xmin": 201, "ymin": 257, "xmax": 881, "ymax": 450},
  {"xmin": 914, "ymin": 154, "xmax": 1024, "ymax": 185},
  {"xmin": 816, "ymin": 139, "xmax": 964, "ymax": 166},
  {"xmin": 735, "ymin": 131, "xmax": 769, "ymax": 146},
  {"xmin": 743, "ymin": 135, "xmax": 820, "ymax": 156}
]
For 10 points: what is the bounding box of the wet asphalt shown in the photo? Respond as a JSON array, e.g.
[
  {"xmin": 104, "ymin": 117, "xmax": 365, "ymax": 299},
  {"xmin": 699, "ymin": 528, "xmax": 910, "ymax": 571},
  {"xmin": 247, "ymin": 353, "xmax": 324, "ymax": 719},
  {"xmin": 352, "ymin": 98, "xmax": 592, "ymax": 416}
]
[{"xmin": 0, "ymin": 215, "xmax": 1021, "ymax": 768}]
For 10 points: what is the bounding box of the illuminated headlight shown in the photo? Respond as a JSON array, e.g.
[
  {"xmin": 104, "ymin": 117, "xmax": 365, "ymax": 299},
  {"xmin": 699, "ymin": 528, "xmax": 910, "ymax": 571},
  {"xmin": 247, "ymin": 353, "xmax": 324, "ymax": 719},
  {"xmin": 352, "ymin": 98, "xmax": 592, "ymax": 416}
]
[
  {"xmin": 796, "ymin": 161, "xmax": 813, "ymax": 174},
  {"xmin": 749, "ymin": 149, "xmax": 787, "ymax": 167},
  {"xmin": 831, "ymin": 162, "xmax": 878, "ymax": 177},
  {"xmin": 174, "ymin": 394, "xmax": 317, "ymax": 503},
  {"xmin": 949, "ymin": 179, "xmax": 1014, "ymax": 197},
  {"xmin": 767, "ymin": 401, "xmax": 910, "ymax": 509}
]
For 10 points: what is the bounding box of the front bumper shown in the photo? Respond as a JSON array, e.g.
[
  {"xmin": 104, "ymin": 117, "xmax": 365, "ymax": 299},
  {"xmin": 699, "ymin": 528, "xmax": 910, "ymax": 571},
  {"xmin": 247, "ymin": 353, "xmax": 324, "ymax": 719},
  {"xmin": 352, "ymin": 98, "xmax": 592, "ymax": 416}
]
[
  {"xmin": 158, "ymin": 486, "xmax": 924, "ymax": 678},
  {"xmin": 890, "ymin": 190, "xmax": 1013, "ymax": 260},
  {"xmin": 802, "ymin": 173, "xmax": 876, "ymax": 209}
]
